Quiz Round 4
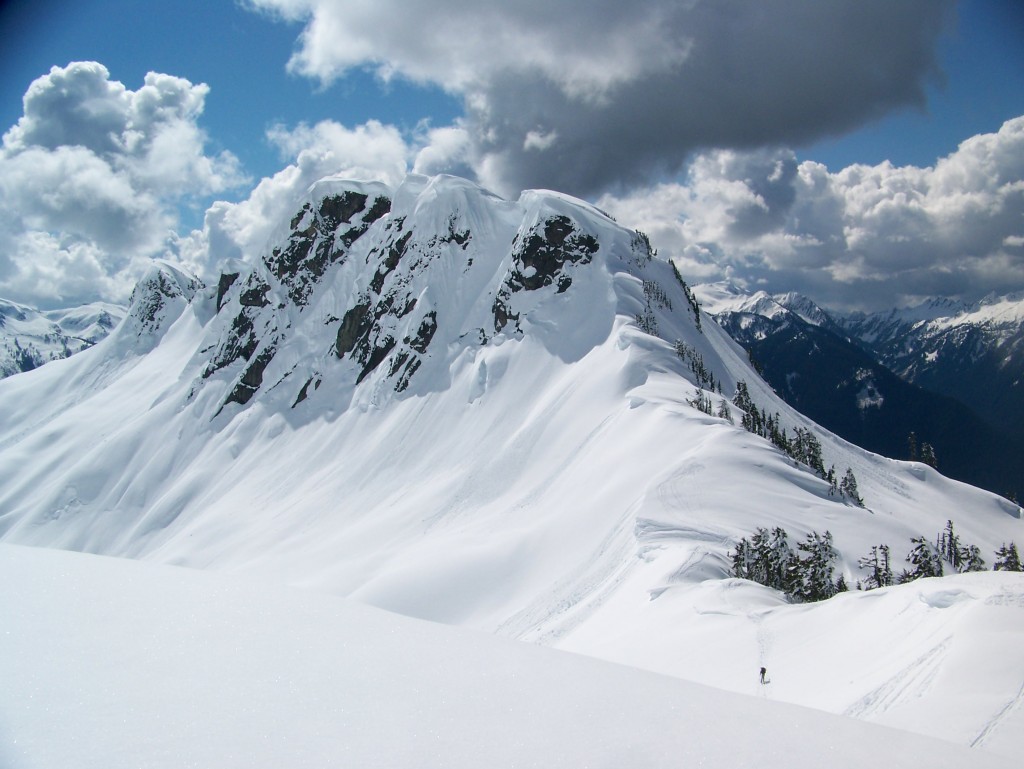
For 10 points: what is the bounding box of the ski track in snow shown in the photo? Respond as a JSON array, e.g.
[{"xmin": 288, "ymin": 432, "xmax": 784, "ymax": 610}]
[
  {"xmin": 971, "ymin": 677, "xmax": 1024, "ymax": 748},
  {"xmin": 843, "ymin": 637, "xmax": 951, "ymax": 720},
  {"xmin": 497, "ymin": 512, "xmax": 637, "ymax": 643}
]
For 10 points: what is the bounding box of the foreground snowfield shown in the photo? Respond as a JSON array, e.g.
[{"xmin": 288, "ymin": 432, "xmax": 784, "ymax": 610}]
[{"xmin": 1, "ymin": 543, "xmax": 1012, "ymax": 769}]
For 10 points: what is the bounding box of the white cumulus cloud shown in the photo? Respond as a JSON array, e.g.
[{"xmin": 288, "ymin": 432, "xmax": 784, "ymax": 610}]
[
  {"xmin": 0, "ymin": 62, "xmax": 247, "ymax": 308},
  {"xmin": 598, "ymin": 116, "xmax": 1024, "ymax": 311},
  {"xmin": 179, "ymin": 118, "xmax": 417, "ymax": 276}
]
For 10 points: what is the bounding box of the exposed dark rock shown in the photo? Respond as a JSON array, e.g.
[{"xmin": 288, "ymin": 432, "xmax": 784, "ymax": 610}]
[
  {"xmin": 370, "ymin": 231, "xmax": 413, "ymax": 294},
  {"xmin": 290, "ymin": 203, "xmax": 311, "ymax": 231},
  {"xmin": 364, "ymin": 195, "xmax": 392, "ymax": 225},
  {"xmin": 357, "ymin": 336, "xmax": 397, "ymax": 384},
  {"xmin": 393, "ymin": 356, "xmax": 422, "ymax": 393},
  {"xmin": 492, "ymin": 293, "xmax": 519, "ymax": 335},
  {"xmin": 292, "ymin": 376, "xmax": 319, "ymax": 409},
  {"xmin": 336, "ymin": 301, "xmax": 373, "ymax": 358},
  {"xmin": 239, "ymin": 279, "xmax": 270, "ymax": 308},
  {"xmin": 266, "ymin": 192, "xmax": 393, "ymax": 307},
  {"xmin": 508, "ymin": 215, "xmax": 598, "ymax": 293},
  {"xmin": 216, "ymin": 273, "xmax": 240, "ymax": 312},
  {"xmin": 318, "ymin": 191, "xmax": 368, "ymax": 233},
  {"xmin": 407, "ymin": 311, "xmax": 437, "ymax": 354},
  {"xmin": 225, "ymin": 344, "xmax": 277, "ymax": 406},
  {"xmin": 490, "ymin": 215, "xmax": 597, "ymax": 334}
]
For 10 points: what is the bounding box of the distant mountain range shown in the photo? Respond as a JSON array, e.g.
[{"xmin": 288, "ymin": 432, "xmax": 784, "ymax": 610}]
[
  {"xmin": 0, "ymin": 298, "xmax": 124, "ymax": 378},
  {"xmin": 841, "ymin": 294, "xmax": 1024, "ymax": 436},
  {"xmin": 695, "ymin": 283, "xmax": 1024, "ymax": 500}
]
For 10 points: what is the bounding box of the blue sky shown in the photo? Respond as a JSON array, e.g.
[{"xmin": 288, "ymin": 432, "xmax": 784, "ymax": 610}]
[
  {"xmin": 0, "ymin": 0, "xmax": 460, "ymax": 184},
  {"xmin": 0, "ymin": 0, "xmax": 1022, "ymax": 310}
]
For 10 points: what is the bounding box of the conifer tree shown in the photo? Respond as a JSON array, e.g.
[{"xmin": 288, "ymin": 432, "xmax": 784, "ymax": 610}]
[
  {"xmin": 749, "ymin": 527, "xmax": 773, "ymax": 585},
  {"xmin": 826, "ymin": 466, "xmax": 838, "ymax": 496},
  {"xmin": 794, "ymin": 531, "xmax": 839, "ymax": 602},
  {"xmin": 767, "ymin": 527, "xmax": 795, "ymax": 593},
  {"xmin": 938, "ymin": 519, "xmax": 961, "ymax": 570},
  {"xmin": 899, "ymin": 536, "xmax": 943, "ymax": 582},
  {"xmin": 857, "ymin": 544, "xmax": 893, "ymax": 589},
  {"xmin": 920, "ymin": 442, "xmax": 938, "ymax": 469},
  {"xmin": 959, "ymin": 544, "xmax": 986, "ymax": 572},
  {"xmin": 688, "ymin": 390, "xmax": 713, "ymax": 415},
  {"xmin": 839, "ymin": 468, "xmax": 863, "ymax": 506},
  {"xmin": 994, "ymin": 542, "xmax": 1023, "ymax": 571},
  {"xmin": 731, "ymin": 536, "xmax": 755, "ymax": 580},
  {"xmin": 716, "ymin": 399, "xmax": 732, "ymax": 422}
]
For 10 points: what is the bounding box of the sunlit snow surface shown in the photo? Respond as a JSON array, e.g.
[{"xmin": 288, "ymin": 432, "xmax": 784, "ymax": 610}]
[
  {"xmin": 1, "ymin": 544, "xmax": 1014, "ymax": 768},
  {"xmin": 1, "ymin": 175, "xmax": 1022, "ymax": 761}
]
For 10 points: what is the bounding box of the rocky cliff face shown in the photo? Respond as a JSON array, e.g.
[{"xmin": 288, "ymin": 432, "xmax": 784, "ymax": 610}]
[{"xmin": 190, "ymin": 175, "xmax": 649, "ymax": 417}]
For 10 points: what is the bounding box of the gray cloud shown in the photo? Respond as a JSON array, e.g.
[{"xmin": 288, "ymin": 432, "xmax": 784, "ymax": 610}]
[
  {"xmin": 250, "ymin": 0, "xmax": 950, "ymax": 197},
  {"xmin": 598, "ymin": 116, "xmax": 1024, "ymax": 311}
]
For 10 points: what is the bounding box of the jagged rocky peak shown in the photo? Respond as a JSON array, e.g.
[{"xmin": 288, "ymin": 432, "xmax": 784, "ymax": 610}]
[
  {"xmin": 124, "ymin": 261, "xmax": 203, "ymax": 344},
  {"xmin": 193, "ymin": 173, "xmax": 684, "ymax": 414},
  {"xmin": 266, "ymin": 179, "xmax": 393, "ymax": 306}
]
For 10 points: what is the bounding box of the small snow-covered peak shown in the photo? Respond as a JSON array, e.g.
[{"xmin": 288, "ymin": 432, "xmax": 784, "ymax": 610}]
[
  {"xmin": 693, "ymin": 284, "xmax": 831, "ymax": 327},
  {"xmin": 928, "ymin": 292, "xmax": 1024, "ymax": 331},
  {"xmin": 692, "ymin": 282, "xmax": 774, "ymax": 316},
  {"xmin": 122, "ymin": 261, "xmax": 204, "ymax": 347},
  {"xmin": 773, "ymin": 292, "xmax": 833, "ymax": 327}
]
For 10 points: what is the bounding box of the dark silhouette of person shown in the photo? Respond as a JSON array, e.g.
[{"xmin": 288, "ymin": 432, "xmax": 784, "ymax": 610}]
[{"xmin": 759, "ymin": 666, "xmax": 767, "ymax": 684}]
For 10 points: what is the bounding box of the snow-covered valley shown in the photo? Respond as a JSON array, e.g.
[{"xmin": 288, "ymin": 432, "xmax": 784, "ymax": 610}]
[{"xmin": 2, "ymin": 174, "xmax": 1021, "ymax": 765}]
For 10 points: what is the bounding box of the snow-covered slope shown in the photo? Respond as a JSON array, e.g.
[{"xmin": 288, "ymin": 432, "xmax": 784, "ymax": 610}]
[
  {"xmin": 0, "ymin": 297, "xmax": 123, "ymax": 377},
  {"xmin": 1, "ymin": 543, "xmax": 1011, "ymax": 769},
  {"xmin": 1, "ymin": 174, "xmax": 1021, "ymax": 755}
]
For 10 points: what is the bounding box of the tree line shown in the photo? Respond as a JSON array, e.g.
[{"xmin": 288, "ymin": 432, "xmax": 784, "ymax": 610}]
[
  {"xmin": 732, "ymin": 380, "xmax": 863, "ymax": 506},
  {"xmin": 731, "ymin": 519, "xmax": 1022, "ymax": 603}
]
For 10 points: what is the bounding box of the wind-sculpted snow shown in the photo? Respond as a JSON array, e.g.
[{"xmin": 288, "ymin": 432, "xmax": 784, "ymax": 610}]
[{"xmin": 0, "ymin": 174, "xmax": 1022, "ymax": 756}]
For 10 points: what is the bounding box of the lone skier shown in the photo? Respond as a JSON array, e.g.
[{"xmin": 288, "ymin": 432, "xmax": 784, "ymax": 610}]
[{"xmin": 759, "ymin": 666, "xmax": 767, "ymax": 685}]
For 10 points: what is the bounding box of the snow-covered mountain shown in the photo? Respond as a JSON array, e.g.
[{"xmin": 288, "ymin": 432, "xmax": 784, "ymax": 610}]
[
  {"xmin": 2, "ymin": 174, "xmax": 1022, "ymax": 760},
  {"xmin": 697, "ymin": 281, "xmax": 843, "ymax": 332},
  {"xmin": 840, "ymin": 293, "xmax": 1024, "ymax": 436},
  {"xmin": 0, "ymin": 297, "xmax": 124, "ymax": 377}
]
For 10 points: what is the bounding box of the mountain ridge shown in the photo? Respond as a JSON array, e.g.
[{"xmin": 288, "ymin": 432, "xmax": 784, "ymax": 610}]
[{"xmin": 1, "ymin": 173, "xmax": 1022, "ymax": 753}]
